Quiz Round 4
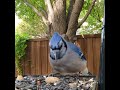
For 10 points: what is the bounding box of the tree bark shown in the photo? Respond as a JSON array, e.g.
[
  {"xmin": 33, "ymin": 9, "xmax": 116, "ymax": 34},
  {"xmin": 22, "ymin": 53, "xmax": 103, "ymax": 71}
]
[
  {"xmin": 52, "ymin": 0, "xmax": 66, "ymax": 35},
  {"xmin": 44, "ymin": 0, "xmax": 54, "ymax": 23},
  {"xmin": 67, "ymin": 0, "xmax": 75, "ymax": 29},
  {"xmin": 66, "ymin": 0, "xmax": 84, "ymax": 42}
]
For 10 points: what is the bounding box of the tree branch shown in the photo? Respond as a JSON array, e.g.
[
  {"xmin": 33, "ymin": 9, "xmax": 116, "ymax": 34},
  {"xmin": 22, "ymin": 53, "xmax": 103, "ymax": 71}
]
[
  {"xmin": 66, "ymin": 0, "xmax": 84, "ymax": 41},
  {"xmin": 24, "ymin": 0, "xmax": 49, "ymax": 25},
  {"xmin": 44, "ymin": 0, "xmax": 54, "ymax": 15},
  {"xmin": 44, "ymin": 0, "xmax": 54, "ymax": 24},
  {"xmin": 67, "ymin": 0, "xmax": 75, "ymax": 26},
  {"xmin": 39, "ymin": 7, "xmax": 48, "ymax": 19},
  {"xmin": 78, "ymin": 0, "xmax": 97, "ymax": 28}
]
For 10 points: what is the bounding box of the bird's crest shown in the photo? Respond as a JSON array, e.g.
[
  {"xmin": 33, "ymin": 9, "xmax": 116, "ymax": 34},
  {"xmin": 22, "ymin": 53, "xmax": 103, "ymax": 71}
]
[{"xmin": 49, "ymin": 32, "xmax": 63, "ymax": 49}]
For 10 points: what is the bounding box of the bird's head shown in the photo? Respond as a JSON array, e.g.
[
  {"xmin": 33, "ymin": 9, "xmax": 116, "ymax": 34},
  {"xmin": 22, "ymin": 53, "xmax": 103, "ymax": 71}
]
[{"xmin": 49, "ymin": 32, "xmax": 67, "ymax": 60}]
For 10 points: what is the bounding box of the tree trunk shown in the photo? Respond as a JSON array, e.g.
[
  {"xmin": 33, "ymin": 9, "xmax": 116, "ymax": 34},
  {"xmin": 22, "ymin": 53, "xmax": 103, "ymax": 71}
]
[
  {"xmin": 52, "ymin": 0, "xmax": 67, "ymax": 35},
  {"xmin": 50, "ymin": 0, "xmax": 84, "ymax": 42},
  {"xmin": 66, "ymin": 0, "xmax": 84, "ymax": 42},
  {"xmin": 25, "ymin": 0, "xmax": 96, "ymax": 42}
]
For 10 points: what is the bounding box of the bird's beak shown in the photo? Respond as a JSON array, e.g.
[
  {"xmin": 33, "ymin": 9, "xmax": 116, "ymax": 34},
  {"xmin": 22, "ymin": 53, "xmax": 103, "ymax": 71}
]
[{"xmin": 54, "ymin": 53, "xmax": 57, "ymax": 60}]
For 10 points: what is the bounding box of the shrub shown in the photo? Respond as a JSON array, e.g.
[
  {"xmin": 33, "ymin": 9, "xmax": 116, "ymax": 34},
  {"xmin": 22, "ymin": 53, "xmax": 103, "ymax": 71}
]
[{"xmin": 15, "ymin": 32, "xmax": 30, "ymax": 75}]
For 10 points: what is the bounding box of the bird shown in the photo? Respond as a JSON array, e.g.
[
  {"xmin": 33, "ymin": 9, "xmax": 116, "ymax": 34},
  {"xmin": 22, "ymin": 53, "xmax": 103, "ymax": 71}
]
[{"xmin": 49, "ymin": 32, "xmax": 88, "ymax": 75}]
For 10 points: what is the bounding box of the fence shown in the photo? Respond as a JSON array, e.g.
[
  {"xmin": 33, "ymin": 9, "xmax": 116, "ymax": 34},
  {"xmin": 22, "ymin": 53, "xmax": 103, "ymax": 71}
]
[{"xmin": 15, "ymin": 34, "xmax": 101, "ymax": 78}]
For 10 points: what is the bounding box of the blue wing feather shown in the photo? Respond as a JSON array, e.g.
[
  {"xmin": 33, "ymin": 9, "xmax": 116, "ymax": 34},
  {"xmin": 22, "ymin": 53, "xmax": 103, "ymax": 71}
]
[{"xmin": 67, "ymin": 42, "xmax": 86, "ymax": 60}]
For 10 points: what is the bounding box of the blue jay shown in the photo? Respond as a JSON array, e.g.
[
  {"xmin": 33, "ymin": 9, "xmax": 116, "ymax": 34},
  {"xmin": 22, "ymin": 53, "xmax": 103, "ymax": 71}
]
[{"xmin": 49, "ymin": 32, "xmax": 88, "ymax": 75}]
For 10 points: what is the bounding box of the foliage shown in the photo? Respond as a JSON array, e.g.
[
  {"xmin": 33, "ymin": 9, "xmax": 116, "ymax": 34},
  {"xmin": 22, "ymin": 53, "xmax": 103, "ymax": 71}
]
[
  {"xmin": 16, "ymin": 19, "xmax": 47, "ymax": 38},
  {"xmin": 15, "ymin": 32, "xmax": 30, "ymax": 75},
  {"xmin": 77, "ymin": 0, "xmax": 104, "ymax": 35},
  {"xmin": 15, "ymin": 0, "xmax": 47, "ymax": 37},
  {"xmin": 15, "ymin": 0, "xmax": 104, "ymax": 35}
]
